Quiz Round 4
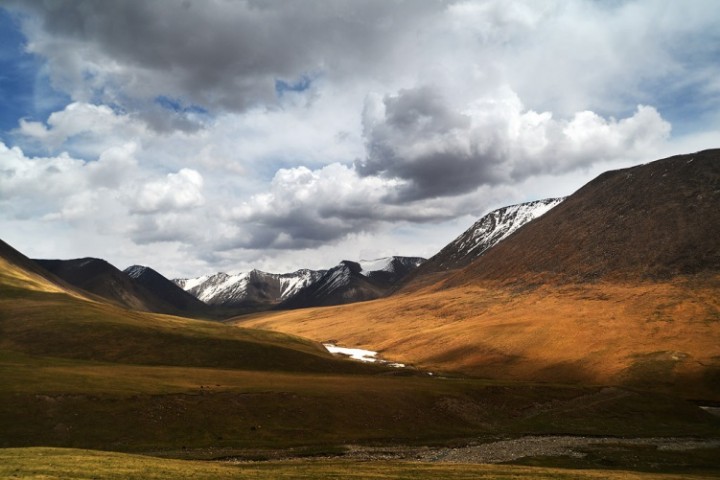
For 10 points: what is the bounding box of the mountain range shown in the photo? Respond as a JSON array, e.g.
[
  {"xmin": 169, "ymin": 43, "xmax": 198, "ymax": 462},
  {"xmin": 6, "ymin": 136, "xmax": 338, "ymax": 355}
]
[
  {"xmin": 15, "ymin": 194, "xmax": 565, "ymax": 316},
  {"xmin": 172, "ymin": 200, "xmax": 562, "ymax": 310}
]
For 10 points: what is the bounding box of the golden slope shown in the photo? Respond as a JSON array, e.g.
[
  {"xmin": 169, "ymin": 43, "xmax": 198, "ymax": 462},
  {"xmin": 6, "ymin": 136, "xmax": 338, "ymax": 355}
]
[{"xmin": 238, "ymin": 275, "xmax": 720, "ymax": 400}]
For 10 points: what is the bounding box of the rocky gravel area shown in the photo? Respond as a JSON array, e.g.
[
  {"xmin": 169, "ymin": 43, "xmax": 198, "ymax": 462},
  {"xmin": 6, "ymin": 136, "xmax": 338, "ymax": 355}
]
[
  {"xmin": 224, "ymin": 436, "xmax": 720, "ymax": 465},
  {"xmin": 410, "ymin": 436, "xmax": 720, "ymax": 464}
]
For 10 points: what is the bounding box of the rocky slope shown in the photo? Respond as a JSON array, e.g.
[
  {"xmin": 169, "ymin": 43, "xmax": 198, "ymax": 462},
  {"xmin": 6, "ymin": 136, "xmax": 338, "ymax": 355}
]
[{"xmin": 419, "ymin": 198, "xmax": 564, "ymax": 275}]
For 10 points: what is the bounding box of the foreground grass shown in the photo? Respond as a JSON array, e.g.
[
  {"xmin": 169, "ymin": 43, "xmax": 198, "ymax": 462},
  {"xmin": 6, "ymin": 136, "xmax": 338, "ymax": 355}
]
[{"xmin": 2, "ymin": 448, "xmax": 718, "ymax": 480}]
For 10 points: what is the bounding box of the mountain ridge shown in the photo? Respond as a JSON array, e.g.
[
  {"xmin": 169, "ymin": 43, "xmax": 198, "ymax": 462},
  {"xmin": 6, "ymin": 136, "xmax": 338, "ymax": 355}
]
[
  {"xmin": 399, "ymin": 198, "xmax": 564, "ymax": 290},
  {"xmin": 176, "ymin": 256, "xmax": 426, "ymax": 310},
  {"xmin": 447, "ymin": 149, "xmax": 720, "ymax": 287}
]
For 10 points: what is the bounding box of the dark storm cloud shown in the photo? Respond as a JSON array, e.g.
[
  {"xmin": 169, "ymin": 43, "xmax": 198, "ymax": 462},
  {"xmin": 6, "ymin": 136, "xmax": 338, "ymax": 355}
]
[
  {"xmin": 10, "ymin": 0, "xmax": 444, "ymax": 114},
  {"xmin": 357, "ymin": 86, "xmax": 509, "ymax": 201},
  {"xmin": 356, "ymin": 86, "xmax": 673, "ymax": 202}
]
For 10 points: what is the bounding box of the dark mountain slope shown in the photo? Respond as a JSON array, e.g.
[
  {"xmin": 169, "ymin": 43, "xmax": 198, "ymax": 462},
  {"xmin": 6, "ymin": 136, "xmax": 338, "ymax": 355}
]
[
  {"xmin": 0, "ymin": 239, "xmax": 97, "ymax": 300},
  {"xmin": 449, "ymin": 149, "xmax": 720, "ymax": 286},
  {"xmin": 35, "ymin": 258, "xmax": 179, "ymax": 314},
  {"xmin": 124, "ymin": 265, "xmax": 209, "ymax": 314}
]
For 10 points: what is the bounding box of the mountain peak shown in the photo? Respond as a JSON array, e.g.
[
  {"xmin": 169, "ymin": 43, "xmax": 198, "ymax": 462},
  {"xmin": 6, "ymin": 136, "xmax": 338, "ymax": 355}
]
[
  {"xmin": 452, "ymin": 149, "xmax": 720, "ymax": 284},
  {"xmin": 412, "ymin": 197, "xmax": 564, "ymax": 278},
  {"xmin": 124, "ymin": 264, "xmax": 150, "ymax": 279}
]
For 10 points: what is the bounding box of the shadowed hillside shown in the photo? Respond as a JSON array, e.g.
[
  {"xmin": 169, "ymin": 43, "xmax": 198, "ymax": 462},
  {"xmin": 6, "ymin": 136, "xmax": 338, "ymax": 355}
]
[
  {"xmin": 124, "ymin": 265, "xmax": 209, "ymax": 315},
  {"xmin": 35, "ymin": 257, "xmax": 188, "ymax": 314}
]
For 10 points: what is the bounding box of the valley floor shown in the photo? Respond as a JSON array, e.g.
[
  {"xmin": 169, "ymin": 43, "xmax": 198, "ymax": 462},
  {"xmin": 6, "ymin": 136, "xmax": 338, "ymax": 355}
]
[
  {"xmin": 219, "ymin": 436, "xmax": 720, "ymax": 465},
  {"xmin": 2, "ymin": 446, "xmax": 720, "ymax": 480}
]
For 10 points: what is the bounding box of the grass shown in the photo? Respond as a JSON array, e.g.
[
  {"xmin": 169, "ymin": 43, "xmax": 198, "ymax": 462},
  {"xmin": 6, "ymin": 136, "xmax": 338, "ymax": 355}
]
[
  {"xmin": 0, "ymin": 281, "xmax": 385, "ymax": 375},
  {"xmin": 1, "ymin": 349, "xmax": 718, "ymax": 454},
  {"xmin": 1, "ymin": 252, "xmax": 719, "ymax": 476},
  {"xmin": 2, "ymin": 447, "xmax": 719, "ymax": 480},
  {"xmin": 512, "ymin": 443, "xmax": 720, "ymax": 475},
  {"xmin": 237, "ymin": 275, "xmax": 720, "ymax": 400}
]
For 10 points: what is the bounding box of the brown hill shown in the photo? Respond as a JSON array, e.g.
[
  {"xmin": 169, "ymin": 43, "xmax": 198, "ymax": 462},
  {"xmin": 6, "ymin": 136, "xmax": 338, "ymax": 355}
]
[
  {"xmin": 448, "ymin": 149, "xmax": 720, "ymax": 286},
  {"xmin": 240, "ymin": 150, "xmax": 720, "ymax": 400}
]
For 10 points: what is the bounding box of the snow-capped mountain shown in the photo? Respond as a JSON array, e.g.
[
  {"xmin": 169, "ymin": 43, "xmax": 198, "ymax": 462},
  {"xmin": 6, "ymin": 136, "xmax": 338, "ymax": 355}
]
[
  {"xmin": 177, "ymin": 256, "xmax": 426, "ymax": 311},
  {"xmin": 280, "ymin": 257, "xmax": 426, "ymax": 309},
  {"xmin": 174, "ymin": 268, "xmax": 325, "ymax": 308},
  {"xmin": 417, "ymin": 198, "xmax": 565, "ymax": 274}
]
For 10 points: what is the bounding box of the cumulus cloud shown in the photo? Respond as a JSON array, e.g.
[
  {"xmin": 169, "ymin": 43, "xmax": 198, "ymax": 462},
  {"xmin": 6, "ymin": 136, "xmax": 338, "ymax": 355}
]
[
  {"xmin": 224, "ymin": 86, "xmax": 673, "ymax": 249},
  {"xmin": 2, "ymin": 0, "xmax": 718, "ymax": 276},
  {"xmin": 132, "ymin": 169, "xmax": 204, "ymax": 214},
  {"xmin": 0, "ymin": 140, "xmax": 205, "ymax": 230},
  {"xmin": 357, "ymin": 86, "xmax": 671, "ymax": 200},
  {"xmin": 227, "ymin": 164, "xmax": 398, "ymax": 249}
]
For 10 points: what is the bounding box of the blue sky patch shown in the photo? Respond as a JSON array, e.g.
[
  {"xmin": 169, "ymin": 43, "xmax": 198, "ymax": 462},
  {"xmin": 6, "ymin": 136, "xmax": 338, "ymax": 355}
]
[
  {"xmin": 275, "ymin": 75, "xmax": 313, "ymax": 97},
  {"xmin": 0, "ymin": 8, "xmax": 70, "ymax": 137},
  {"xmin": 155, "ymin": 95, "xmax": 209, "ymax": 115}
]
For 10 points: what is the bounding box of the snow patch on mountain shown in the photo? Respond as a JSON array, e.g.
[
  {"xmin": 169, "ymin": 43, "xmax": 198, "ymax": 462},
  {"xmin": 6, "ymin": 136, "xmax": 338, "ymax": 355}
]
[
  {"xmin": 278, "ymin": 269, "xmax": 324, "ymax": 299},
  {"xmin": 358, "ymin": 257, "xmax": 426, "ymax": 277},
  {"xmin": 458, "ymin": 198, "xmax": 565, "ymax": 255},
  {"xmin": 124, "ymin": 265, "xmax": 149, "ymax": 279},
  {"xmin": 358, "ymin": 258, "xmax": 394, "ymax": 275}
]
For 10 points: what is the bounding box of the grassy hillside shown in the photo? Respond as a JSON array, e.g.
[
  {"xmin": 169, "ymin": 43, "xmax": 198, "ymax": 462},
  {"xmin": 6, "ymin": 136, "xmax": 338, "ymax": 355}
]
[
  {"xmin": 240, "ymin": 152, "xmax": 720, "ymax": 401},
  {"xmin": 1, "ymin": 238, "xmax": 718, "ymax": 474},
  {"xmin": 2, "ymin": 447, "xmax": 719, "ymax": 480},
  {"xmin": 5, "ymin": 347, "xmax": 718, "ymax": 453},
  {"xmin": 0, "ymin": 251, "xmax": 384, "ymax": 374},
  {"xmin": 239, "ymin": 275, "xmax": 720, "ymax": 400}
]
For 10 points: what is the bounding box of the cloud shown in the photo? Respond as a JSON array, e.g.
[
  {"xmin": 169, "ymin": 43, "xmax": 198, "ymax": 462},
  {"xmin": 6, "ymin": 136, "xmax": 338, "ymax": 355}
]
[
  {"xmin": 357, "ymin": 85, "xmax": 671, "ymax": 201},
  {"xmin": 8, "ymin": 0, "xmax": 442, "ymax": 118},
  {"xmin": 132, "ymin": 168, "xmax": 204, "ymax": 214},
  {"xmin": 227, "ymin": 164, "xmax": 398, "ymax": 250},
  {"xmin": 1, "ymin": 0, "xmax": 718, "ymax": 277}
]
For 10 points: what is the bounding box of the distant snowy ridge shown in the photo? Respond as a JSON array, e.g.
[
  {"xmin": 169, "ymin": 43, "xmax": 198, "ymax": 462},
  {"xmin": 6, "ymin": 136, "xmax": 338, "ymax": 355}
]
[
  {"xmin": 279, "ymin": 256, "xmax": 426, "ymax": 309},
  {"xmin": 174, "ymin": 268, "xmax": 325, "ymax": 307},
  {"xmin": 357, "ymin": 256, "xmax": 425, "ymax": 277},
  {"xmin": 176, "ymin": 256, "xmax": 426, "ymax": 309}
]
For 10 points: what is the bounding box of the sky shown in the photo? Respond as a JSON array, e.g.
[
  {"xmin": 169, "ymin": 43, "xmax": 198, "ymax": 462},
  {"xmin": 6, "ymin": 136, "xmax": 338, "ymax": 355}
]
[{"xmin": 0, "ymin": 0, "xmax": 718, "ymax": 279}]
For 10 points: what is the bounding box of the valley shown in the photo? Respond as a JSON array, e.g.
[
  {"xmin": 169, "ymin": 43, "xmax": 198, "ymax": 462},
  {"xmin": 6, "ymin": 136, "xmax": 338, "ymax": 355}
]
[{"xmin": 1, "ymin": 150, "xmax": 719, "ymax": 478}]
